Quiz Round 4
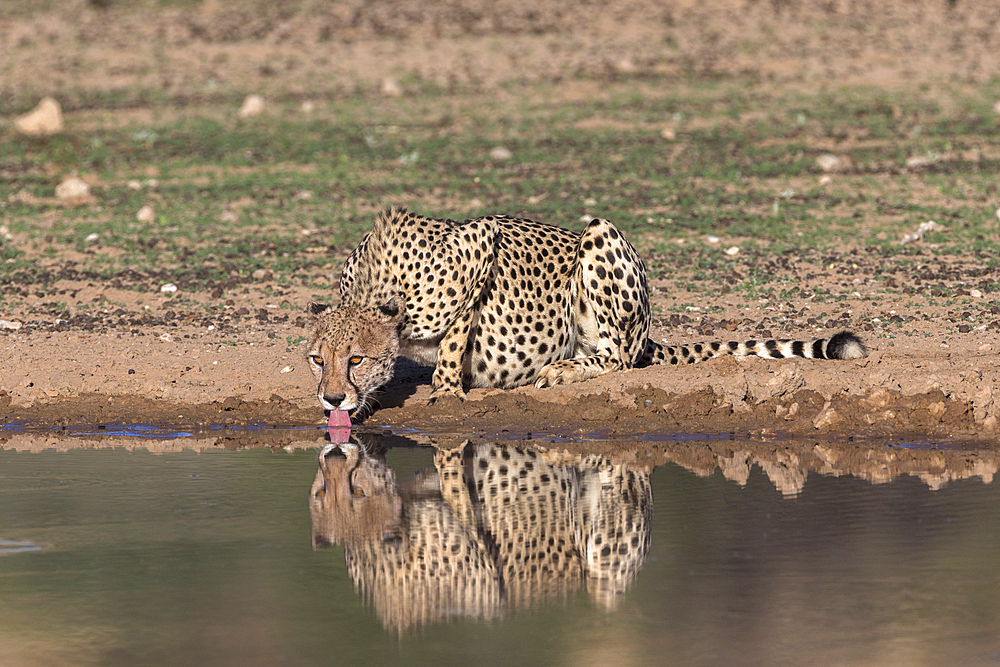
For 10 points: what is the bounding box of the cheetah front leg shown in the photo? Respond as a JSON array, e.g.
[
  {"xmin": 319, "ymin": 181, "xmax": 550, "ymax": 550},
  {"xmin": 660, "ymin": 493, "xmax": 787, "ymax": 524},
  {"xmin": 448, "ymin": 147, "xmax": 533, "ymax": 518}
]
[
  {"xmin": 535, "ymin": 218, "xmax": 651, "ymax": 388},
  {"xmin": 429, "ymin": 296, "xmax": 484, "ymax": 403},
  {"xmin": 427, "ymin": 231, "xmax": 498, "ymax": 405}
]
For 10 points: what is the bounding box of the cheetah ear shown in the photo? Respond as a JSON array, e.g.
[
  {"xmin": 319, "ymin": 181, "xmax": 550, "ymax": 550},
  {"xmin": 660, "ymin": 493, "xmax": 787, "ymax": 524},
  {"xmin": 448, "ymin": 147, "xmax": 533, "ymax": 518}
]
[
  {"xmin": 309, "ymin": 301, "xmax": 331, "ymax": 316},
  {"xmin": 376, "ymin": 295, "xmax": 405, "ymax": 325}
]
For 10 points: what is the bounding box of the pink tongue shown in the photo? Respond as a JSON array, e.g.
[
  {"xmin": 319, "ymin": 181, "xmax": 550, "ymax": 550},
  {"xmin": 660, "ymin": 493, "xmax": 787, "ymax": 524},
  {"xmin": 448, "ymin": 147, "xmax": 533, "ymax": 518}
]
[{"xmin": 328, "ymin": 409, "xmax": 352, "ymax": 429}]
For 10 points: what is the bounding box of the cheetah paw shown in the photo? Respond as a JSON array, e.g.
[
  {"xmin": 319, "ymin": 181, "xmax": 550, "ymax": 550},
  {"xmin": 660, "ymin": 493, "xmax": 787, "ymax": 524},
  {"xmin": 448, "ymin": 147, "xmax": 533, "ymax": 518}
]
[
  {"xmin": 534, "ymin": 367, "xmax": 568, "ymax": 388},
  {"xmin": 428, "ymin": 386, "xmax": 467, "ymax": 406}
]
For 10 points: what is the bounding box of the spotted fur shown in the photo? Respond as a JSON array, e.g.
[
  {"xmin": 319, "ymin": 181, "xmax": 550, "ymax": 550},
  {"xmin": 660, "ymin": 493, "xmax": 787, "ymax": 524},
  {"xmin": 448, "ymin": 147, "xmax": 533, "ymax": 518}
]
[
  {"xmin": 307, "ymin": 206, "xmax": 867, "ymax": 411},
  {"xmin": 310, "ymin": 440, "xmax": 652, "ymax": 633}
]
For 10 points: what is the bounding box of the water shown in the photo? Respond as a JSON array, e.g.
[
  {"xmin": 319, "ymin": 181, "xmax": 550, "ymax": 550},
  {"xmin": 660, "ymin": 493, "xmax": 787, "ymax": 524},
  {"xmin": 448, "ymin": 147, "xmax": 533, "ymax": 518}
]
[{"xmin": 1, "ymin": 430, "xmax": 999, "ymax": 667}]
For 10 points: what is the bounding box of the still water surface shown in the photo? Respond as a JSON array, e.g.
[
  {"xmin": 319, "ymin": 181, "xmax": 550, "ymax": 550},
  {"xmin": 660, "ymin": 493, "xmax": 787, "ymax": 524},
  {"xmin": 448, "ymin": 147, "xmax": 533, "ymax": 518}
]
[{"xmin": 1, "ymin": 433, "xmax": 999, "ymax": 666}]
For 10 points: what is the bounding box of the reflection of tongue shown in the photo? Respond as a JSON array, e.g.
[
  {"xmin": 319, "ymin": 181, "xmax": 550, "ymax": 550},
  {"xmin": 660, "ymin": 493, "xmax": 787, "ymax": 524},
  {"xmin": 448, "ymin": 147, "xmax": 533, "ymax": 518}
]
[{"xmin": 328, "ymin": 409, "xmax": 352, "ymax": 429}]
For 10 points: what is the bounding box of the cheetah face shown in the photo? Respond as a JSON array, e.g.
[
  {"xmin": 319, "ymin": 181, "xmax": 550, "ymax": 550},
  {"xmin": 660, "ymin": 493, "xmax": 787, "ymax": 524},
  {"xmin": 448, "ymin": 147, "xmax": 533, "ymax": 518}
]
[
  {"xmin": 306, "ymin": 298, "xmax": 404, "ymax": 413},
  {"xmin": 310, "ymin": 442, "xmax": 402, "ymax": 547}
]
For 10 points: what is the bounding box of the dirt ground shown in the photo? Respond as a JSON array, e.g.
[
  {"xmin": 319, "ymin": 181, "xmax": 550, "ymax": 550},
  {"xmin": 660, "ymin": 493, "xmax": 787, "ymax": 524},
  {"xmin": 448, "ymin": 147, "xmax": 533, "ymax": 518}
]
[{"xmin": 1, "ymin": 0, "xmax": 999, "ymax": 444}]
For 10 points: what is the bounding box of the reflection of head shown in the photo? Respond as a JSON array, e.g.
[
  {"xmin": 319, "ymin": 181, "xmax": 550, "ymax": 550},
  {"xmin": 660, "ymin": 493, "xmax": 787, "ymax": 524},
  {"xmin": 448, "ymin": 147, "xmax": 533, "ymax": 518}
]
[
  {"xmin": 308, "ymin": 440, "xmax": 653, "ymax": 634},
  {"xmin": 310, "ymin": 441, "xmax": 402, "ymax": 547}
]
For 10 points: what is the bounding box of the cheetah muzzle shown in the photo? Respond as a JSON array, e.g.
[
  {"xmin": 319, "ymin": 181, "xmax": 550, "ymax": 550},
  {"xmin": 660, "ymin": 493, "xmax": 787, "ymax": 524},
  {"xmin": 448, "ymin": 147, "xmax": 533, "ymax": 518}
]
[{"xmin": 307, "ymin": 206, "xmax": 867, "ymax": 417}]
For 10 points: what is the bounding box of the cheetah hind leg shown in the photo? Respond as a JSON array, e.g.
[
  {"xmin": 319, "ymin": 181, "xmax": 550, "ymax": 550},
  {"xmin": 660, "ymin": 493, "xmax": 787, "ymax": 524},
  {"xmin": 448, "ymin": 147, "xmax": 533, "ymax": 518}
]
[{"xmin": 535, "ymin": 218, "xmax": 651, "ymax": 388}]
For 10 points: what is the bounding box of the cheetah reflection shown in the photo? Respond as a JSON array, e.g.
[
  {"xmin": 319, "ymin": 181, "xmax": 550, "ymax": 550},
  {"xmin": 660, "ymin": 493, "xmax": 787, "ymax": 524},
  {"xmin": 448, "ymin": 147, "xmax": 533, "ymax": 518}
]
[{"xmin": 309, "ymin": 438, "xmax": 652, "ymax": 634}]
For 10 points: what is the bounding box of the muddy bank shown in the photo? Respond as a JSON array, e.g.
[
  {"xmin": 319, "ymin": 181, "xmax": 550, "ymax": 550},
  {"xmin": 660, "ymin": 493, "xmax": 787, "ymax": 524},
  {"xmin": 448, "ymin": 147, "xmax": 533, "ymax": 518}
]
[{"xmin": 2, "ymin": 326, "xmax": 996, "ymax": 444}]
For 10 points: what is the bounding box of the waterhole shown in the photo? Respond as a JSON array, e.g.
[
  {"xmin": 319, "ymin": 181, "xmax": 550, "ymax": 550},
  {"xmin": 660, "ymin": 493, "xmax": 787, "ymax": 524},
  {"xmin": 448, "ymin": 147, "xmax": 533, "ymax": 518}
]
[{"xmin": 1, "ymin": 427, "xmax": 998, "ymax": 666}]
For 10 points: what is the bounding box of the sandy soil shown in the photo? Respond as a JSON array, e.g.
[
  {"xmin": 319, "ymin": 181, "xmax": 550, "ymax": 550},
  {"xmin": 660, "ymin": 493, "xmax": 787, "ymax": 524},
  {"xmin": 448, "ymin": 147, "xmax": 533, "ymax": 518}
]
[
  {"xmin": 2, "ymin": 304, "xmax": 996, "ymax": 442},
  {"xmin": 1, "ymin": 0, "xmax": 999, "ymax": 443}
]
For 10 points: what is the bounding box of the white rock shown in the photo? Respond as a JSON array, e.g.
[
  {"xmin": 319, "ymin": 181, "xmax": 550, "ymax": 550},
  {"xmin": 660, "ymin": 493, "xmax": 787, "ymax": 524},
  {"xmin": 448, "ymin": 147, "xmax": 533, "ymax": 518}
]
[
  {"xmin": 381, "ymin": 78, "xmax": 403, "ymax": 97},
  {"xmin": 815, "ymin": 154, "xmax": 843, "ymax": 172},
  {"xmin": 14, "ymin": 97, "xmax": 63, "ymax": 136},
  {"xmin": 158, "ymin": 333, "xmax": 173, "ymax": 342},
  {"xmin": 818, "ymin": 175, "xmax": 833, "ymax": 186},
  {"xmin": 54, "ymin": 177, "xmax": 92, "ymax": 204},
  {"xmin": 84, "ymin": 232, "xmax": 100, "ymax": 244},
  {"xmin": 905, "ymin": 154, "xmax": 935, "ymax": 169},
  {"xmin": 136, "ymin": 204, "xmax": 155, "ymax": 222},
  {"xmin": 127, "ymin": 180, "xmax": 143, "ymax": 190},
  {"xmin": 660, "ymin": 127, "xmax": 676, "ymax": 140},
  {"xmin": 292, "ymin": 190, "xmax": 312, "ymax": 201},
  {"xmin": 237, "ymin": 94, "xmax": 265, "ymax": 118},
  {"xmin": 970, "ymin": 289, "xmax": 983, "ymax": 298},
  {"xmin": 705, "ymin": 235, "xmax": 720, "ymax": 244},
  {"xmin": 300, "ymin": 101, "xmax": 315, "ymax": 113},
  {"xmin": 900, "ymin": 220, "xmax": 946, "ymax": 245},
  {"xmin": 160, "ymin": 283, "xmax": 178, "ymax": 293},
  {"xmin": 0, "ymin": 319, "xmax": 23, "ymax": 330},
  {"xmin": 490, "ymin": 146, "xmax": 513, "ymax": 160},
  {"xmin": 280, "ymin": 365, "xmax": 293, "ymax": 374},
  {"xmin": 252, "ymin": 268, "xmax": 274, "ymax": 281},
  {"xmin": 614, "ymin": 57, "xmax": 637, "ymax": 74},
  {"xmin": 724, "ymin": 246, "xmax": 740, "ymax": 256},
  {"xmin": 0, "ymin": 225, "xmax": 12, "ymax": 241}
]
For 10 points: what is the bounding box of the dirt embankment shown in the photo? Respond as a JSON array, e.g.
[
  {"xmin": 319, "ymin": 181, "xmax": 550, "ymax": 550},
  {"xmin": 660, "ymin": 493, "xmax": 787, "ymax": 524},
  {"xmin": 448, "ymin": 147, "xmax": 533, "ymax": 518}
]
[{"xmin": 2, "ymin": 325, "xmax": 996, "ymax": 444}]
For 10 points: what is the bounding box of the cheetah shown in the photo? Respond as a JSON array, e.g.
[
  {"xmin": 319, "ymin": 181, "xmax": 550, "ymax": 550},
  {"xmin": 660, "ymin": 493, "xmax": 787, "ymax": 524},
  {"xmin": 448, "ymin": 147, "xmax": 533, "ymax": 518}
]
[
  {"xmin": 307, "ymin": 206, "xmax": 867, "ymax": 418},
  {"xmin": 310, "ymin": 437, "xmax": 651, "ymax": 633}
]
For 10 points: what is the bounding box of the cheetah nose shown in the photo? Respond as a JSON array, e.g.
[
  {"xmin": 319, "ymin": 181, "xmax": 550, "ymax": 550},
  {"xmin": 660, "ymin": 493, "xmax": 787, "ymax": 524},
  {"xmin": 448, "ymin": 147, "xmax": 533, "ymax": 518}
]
[
  {"xmin": 322, "ymin": 444, "xmax": 347, "ymax": 460},
  {"xmin": 323, "ymin": 393, "xmax": 346, "ymax": 407}
]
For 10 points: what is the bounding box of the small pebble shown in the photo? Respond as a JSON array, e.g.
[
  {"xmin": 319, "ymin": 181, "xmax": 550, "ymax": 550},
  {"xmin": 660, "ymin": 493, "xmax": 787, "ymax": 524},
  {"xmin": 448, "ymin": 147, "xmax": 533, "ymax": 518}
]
[
  {"xmin": 905, "ymin": 154, "xmax": 935, "ymax": 169},
  {"xmin": 55, "ymin": 177, "xmax": 90, "ymax": 202},
  {"xmin": 381, "ymin": 78, "xmax": 403, "ymax": 96},
  {"xmin": 15, "ymin": 97, "xmax": 63, "ymax": 136},
  {"xmin": 490, "ymin": 146, "xmax": 512, "ymax": 160},
  {"xmin": 136, "ymin": 204, "xmax": 155, "ymax": 222},
  {"xmin": 238, "ymin": 94, "xmax": 265, "ymax": 118},
  {"xmin": 815, "ymin": 154, "xmax": 843, "ymax": 172},
  {"xmin": 160, "ymin": 283, "xmax": 178, "ymax": 293}
]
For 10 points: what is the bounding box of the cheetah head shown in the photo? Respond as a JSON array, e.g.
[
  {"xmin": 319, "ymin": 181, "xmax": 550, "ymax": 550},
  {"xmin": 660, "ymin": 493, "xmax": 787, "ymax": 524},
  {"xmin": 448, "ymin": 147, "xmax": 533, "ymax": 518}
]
[
  {"xmin": 306, "ymin": 297, "xmax": 405, "ymax": 414},
  {"xmin": 310, "ymin": 441, "xmax": 402, "ymax": 547}
]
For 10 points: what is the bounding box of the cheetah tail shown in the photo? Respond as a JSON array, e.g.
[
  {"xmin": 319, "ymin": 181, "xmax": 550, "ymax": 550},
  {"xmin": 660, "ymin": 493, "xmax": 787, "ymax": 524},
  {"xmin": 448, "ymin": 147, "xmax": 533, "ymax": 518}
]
[{"xmin": 639, "ymin": 330, "xmax": 867, "ymax": 366}]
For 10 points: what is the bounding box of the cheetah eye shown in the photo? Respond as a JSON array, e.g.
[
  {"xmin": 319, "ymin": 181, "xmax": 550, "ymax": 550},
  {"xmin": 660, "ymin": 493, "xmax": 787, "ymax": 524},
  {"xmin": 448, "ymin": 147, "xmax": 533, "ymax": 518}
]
[
  {"xmin": 309, "ymin": 354, "xmax": 324, "ymax": 366},
  {"xmin": 348, "ymin": 355, "xmax": 364, "ymax": 366},
  {"xmin": 352, "ymin": 487, "xmax": 366, "ymax": 497},
  {"xmin": 314, "ymin": 488, "xmax": 326, "ymax": 499}
]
